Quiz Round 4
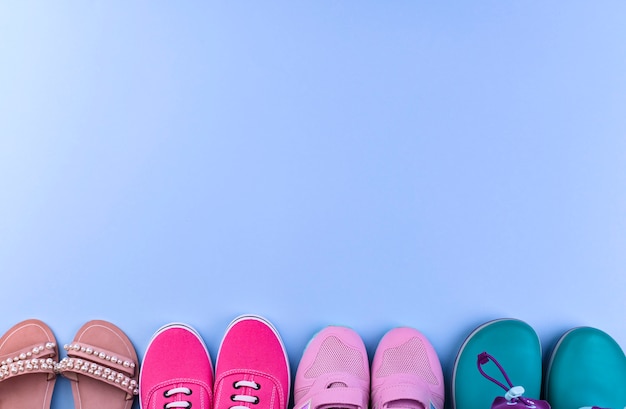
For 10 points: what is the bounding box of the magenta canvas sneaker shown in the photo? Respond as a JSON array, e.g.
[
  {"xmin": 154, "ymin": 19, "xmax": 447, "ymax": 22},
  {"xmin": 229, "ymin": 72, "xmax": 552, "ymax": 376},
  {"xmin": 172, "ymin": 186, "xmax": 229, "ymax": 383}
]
[
  {"xmin": 140, "ymin": 323, "xmax": 214, "ymax": 409},
  {"xmin": 213, "ymin": 315, "xmax": 290, "ymax": 409},
  {"xmin": 293, "ymin": 326, "xmax": 369, "ymax": 409},
  {"xmin": 371, "ymin": 327, "xmax": 444, "ymax": 409}
]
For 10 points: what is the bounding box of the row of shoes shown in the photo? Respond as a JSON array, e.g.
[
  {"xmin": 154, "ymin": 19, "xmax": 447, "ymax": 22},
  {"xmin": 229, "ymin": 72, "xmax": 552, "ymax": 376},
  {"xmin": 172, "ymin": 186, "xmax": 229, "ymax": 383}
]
[
  {"xmin": 140, "ymin": 316, "xmax": 445, "ymax": 409},
  {"xmin": 137, "ymin": 315, "xmax": 446, "ymax": 409},
  {"xmin": 0, "ymin": 316, "xmax": 624, "ymax": 409},
  {"xmin": 139, "ymin": 316, "xmax": 626, "ymax": 409}
]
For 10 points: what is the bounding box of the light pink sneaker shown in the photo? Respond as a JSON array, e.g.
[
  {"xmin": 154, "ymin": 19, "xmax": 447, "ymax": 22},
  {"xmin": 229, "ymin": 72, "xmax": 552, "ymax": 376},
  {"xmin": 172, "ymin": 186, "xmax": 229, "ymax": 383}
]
[
  {"xmin": 140, "ymin": 323, "xmax": 214, "ymax": 409},
  {"xmin": 213, "ymin": 315, "xmax": 290, "ymax": 409},
  {"xmin": 371, "ymin": 327, "xmax": 444, "ymax": 409},
  {"xmin": 293, "ymin": 326, "xmax": 370, "ymax": 409}
]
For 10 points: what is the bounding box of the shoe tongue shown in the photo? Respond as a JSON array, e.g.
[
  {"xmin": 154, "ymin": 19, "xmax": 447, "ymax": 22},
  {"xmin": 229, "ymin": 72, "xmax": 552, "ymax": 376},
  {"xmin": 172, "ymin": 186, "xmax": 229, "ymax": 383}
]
[
  {"xmin": 385, "ymin": 399, "xmax": 425, "ymax": 409},
  {"xmin": 319, "ymin": 382, "xmax": 356, "ymax": 409}
]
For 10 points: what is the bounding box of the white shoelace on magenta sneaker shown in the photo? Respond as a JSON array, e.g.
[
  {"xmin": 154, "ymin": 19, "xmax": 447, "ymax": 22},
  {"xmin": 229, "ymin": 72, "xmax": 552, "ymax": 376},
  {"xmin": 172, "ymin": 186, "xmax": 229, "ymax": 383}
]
[
  {"xmin": 230, "ymin": 380, "xmax": 261, "ymax": 409},
  {"xmin": 164, "ymin": 387, "xmax": 193, "ymax": 408}
]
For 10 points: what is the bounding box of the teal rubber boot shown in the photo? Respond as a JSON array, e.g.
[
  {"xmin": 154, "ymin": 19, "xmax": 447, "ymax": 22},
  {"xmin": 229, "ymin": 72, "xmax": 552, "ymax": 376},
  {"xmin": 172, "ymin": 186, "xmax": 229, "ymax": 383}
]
[
  {"xmin": 452, "ymin": 319, "xmax": 542, "ymax": 409},
  {"xmin": 545, "ymin": 326, "xmax": 626, "ymax": 409}
]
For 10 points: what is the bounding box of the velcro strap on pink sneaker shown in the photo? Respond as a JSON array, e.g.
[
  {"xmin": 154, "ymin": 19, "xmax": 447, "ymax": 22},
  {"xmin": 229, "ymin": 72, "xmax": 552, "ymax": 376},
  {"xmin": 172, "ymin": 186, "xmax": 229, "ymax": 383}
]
[
  {"xmin": 376, "ymin": 382, "xmax": 433, "ymax": 408},
  {"xmin": 303, "ymin": 386, "xmax": 369, "ymax": 409}
]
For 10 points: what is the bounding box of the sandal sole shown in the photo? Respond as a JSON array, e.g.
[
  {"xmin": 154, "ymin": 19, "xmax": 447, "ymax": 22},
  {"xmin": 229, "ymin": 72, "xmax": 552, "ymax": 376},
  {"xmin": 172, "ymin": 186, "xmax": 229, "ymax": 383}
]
[
  {"xmin": 66, "ymin": 320, "xmax": 138, "ymax": 409},
  {"xmin": 0, "ymin": 319, "xmax": 58, "ymax": 409}
]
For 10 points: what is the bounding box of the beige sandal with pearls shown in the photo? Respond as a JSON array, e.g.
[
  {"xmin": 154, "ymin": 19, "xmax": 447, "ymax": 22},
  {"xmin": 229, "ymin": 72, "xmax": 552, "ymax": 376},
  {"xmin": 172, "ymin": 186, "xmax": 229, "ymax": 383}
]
[
  {"xmin": 0, "ymin": 319, "xmax": 59, "ymax": 409},
  {"xmin": 58, "ymin": 320, "xmax": 139, "ymax": 409}
]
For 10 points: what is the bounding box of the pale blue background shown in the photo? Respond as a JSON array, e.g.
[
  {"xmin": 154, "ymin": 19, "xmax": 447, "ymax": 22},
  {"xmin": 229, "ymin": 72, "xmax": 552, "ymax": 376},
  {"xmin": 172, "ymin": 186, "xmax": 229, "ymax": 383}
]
[{"xmin": 1, "ymin": 2, "xmax": 625, "ymax": 409}]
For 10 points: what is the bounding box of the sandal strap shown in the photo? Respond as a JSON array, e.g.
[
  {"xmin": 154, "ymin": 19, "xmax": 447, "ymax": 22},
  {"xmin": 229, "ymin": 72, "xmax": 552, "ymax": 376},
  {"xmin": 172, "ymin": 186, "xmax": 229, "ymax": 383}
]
[
  {"xmin": 63, "ymin": 342, "xmax": 137, "ymax": 376},
  {"xmin": 57, "ymin": 356, "xmax": 139, "ymax": 398},
  {"xmin": 0, "ymin": 357, "xmax": 57, "ymax": 382},
  {"xmin": 0, "ymin": 342, "xmax": 58, "ymax": 382},
  {"xmin": 57, "ymin": 342, "xmax": 139, "ymax": 399},
  {"xmin": 0, "ymin": 342, "xmax": 57, "ymax": 364}
]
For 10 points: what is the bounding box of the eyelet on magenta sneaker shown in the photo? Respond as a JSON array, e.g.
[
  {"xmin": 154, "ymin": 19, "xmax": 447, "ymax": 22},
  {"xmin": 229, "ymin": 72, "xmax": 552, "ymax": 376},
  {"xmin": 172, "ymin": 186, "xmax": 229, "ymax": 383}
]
[
  {"xmin": 139, "ymin": 323, "xmax": 214, "ymax": 409},
  {"xmin": 213, "ymin": 315, "xmax": 290, "ymax": 409},
  {"xmin": 371, "ymin": 327, "xmax": 444, "ymax": 409},
  {"xmin": 293, "ymin": 326, "xmax": 370, "ymax": 409}
]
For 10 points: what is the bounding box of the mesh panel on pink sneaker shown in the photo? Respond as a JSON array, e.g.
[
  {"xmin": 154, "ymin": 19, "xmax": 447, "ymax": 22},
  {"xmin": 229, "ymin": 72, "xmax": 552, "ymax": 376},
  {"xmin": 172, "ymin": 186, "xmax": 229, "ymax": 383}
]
[
  {"xmin": 303, "ymin": 336, "xmax": 368, "ymax": 380},
  {"xmin": 374, "ymin": 336, "xmax": 439, "ymax": 385}
]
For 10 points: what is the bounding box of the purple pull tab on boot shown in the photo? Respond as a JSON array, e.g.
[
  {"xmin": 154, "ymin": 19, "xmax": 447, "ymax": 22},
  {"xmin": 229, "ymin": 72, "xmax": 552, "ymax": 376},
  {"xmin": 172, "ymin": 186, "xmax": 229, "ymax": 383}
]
[{"xmin": 477, "ymin": 352, "xmax": 551, "ymax": 409}]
